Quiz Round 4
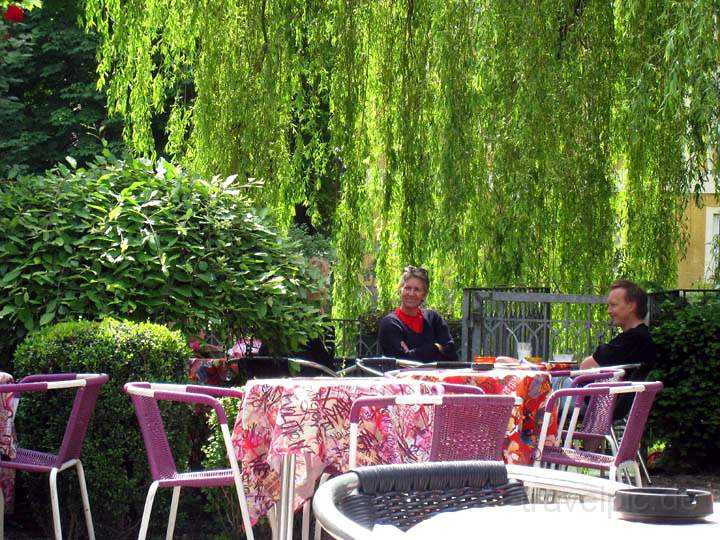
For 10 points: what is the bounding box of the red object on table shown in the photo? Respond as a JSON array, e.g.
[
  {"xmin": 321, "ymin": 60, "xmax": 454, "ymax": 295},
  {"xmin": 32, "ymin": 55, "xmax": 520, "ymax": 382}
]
[
  {"xmin": 230, "ymin": 377, "xmax": 442, "ymax": 524},
  {"xmin": 0, "ymin": 372, "xmax": 16, "ymax": 511},
  {"xmin": 396, "ymin": 367, "xmax": 559, "ymax": 465}
]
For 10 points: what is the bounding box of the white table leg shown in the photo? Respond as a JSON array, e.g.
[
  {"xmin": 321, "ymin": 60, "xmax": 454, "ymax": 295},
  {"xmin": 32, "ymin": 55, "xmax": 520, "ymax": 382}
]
[
  {"xmin": 268, "ymin": 506, "xmax": 278, "ymax": 540},
  {"xmin": 277, "ymin": 453, "xmax": 297, "ymax": 540}
]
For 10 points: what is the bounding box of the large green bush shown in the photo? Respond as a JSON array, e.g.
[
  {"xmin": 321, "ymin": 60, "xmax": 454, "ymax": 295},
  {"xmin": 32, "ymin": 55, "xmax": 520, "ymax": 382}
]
[
  {"xmin": 648, "ymin": 298, "xmax": 720, "ymax": 472},
  {"xmin": 13, "ymin": 318, "xmax": 193, "ymax": 538},
  {"xmin": 0, "ymin": 151, "xmax": 326, "ymax": 365}
]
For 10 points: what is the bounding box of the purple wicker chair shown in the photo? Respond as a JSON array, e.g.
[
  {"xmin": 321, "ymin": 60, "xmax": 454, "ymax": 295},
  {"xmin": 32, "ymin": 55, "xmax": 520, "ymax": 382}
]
[
  {"xmin": 0, "ymin": 373, "xmax": 109, "ymax": 540},
  {"xmin": 124, "ymin": 382, "xmax": 254, "ymax": 540},
  {"xmin": 348, "ymin": 392, "xmax": 517, "ymax": 468},
  {"xmin": 307, "ymin": 386, "xmax": 509, "ymax": 540},
  {"xmin": 534, "ymin": 381, "xmax": 662, "ymax": 486},
  {"xmin": 557, "ymin": 369, "xmax": 626, "ymax": 451}
]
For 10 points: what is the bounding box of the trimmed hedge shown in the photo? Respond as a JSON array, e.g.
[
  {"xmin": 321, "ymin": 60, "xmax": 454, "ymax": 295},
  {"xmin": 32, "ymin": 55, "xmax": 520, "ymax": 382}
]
[
  {"xmin": 13, "ymin": 318, "xmax": 194, "ymax": 538},
  {"xmin": 648, "ymin": 298, "xmax": 720, "ymax": 472}
]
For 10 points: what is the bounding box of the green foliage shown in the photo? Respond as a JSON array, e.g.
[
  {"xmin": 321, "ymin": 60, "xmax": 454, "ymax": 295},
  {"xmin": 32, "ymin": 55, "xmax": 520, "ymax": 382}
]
[
  {"xmin": 200, "ymin": 397, "xmax": 275, "ymax": 540},
  {"xmin": 0, "ymin": 151, "xmax": 326, "ymax": 360},
  {"xmin": 0, "ymin": 1, "xmax": 124, "ymax": 178},
  {"xmin": 12, "ymin": 318, "xmax": 193, "ymax": 538},
  {"xmin": 201, "ymin": 397, "xmax": 246, "ymax": 539},
  {"xmin": 84, "ymin": 1, "xmax": 720, "ymax": 318},
  {"xmin": 647, "ymin": 299, "xmax": 720, "ymax": 472}
]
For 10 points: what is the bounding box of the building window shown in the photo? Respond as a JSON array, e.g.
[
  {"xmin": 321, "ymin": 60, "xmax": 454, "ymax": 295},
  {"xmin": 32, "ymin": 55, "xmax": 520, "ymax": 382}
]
[{"xmin": 705, "ymin": 207, "xmax": 720, "ymax": 282}]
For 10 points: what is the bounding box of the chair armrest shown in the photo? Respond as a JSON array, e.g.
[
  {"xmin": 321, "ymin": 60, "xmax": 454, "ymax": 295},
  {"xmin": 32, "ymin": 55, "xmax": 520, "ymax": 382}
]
[
  {"xmin": 184, "ymin": 385, "xmax": 245, "ymax": 399},
  {"xmin": 570, "ymin": 369, "xmax": 625, "ymax": 388},
  {"xmin": 0, "ymin": 374, "xmax": 108, "ymax": 395},
  {"xmin": 20, "ymin": 373, "xmax": 79, "ymax": 383},
  {"xmin": 312, "ymin": 472, "xmax": 368, "ymax": 540},
  {"xmin": 355, "ymin": 357, "xmax": 423, "ymax": 377},
  {"xmin": 124, "ymin": 382, "xmax": 232, "ymax": 426},
  {"xmin": 423, "ymin": 361, "xmax": 473, "ymax": 369},
  {"xmin": 349, "ymin": 396, "xmax": 397, "ymax": 423},
  {"xmin": 545, "ymin": 385, "xmax": 617, "ymax": 412},
  {"xmin": 287, "ymin": 358, "xmax": 339, "ymax": 377},
  {"xmin": 19, "ymin": 373, "xmax": 108, "ymax": 385},
  {"xmin": 440, "ymin": 383, "xmax": 484, "ymax": 395}
]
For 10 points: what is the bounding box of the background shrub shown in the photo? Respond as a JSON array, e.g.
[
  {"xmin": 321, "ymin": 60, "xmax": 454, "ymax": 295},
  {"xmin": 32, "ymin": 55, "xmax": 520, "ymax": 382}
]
[
  {"xmin": 0, "ymin": 151, "xmax": 327, "ymax": 367},
  {"xmin": 13, "ymin": 318, "xmax": 193, "ymax": 538},
  {"xmin": 647, "ymin": 298, "xmax": 720, "ymax": 472}
]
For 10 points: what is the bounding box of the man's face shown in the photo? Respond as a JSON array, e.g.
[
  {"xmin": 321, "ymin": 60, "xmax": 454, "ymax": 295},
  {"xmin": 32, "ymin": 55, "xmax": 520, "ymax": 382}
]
[{"xmin": 607, "ymin": 287, "xmax": 636, "ymax": 329}]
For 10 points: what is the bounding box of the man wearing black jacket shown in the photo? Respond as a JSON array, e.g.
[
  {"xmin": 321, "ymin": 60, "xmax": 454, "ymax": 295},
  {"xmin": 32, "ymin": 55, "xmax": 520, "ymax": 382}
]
[{"xmin": 580, "ymin": 279, "xmax": 656, "ymax": 418}]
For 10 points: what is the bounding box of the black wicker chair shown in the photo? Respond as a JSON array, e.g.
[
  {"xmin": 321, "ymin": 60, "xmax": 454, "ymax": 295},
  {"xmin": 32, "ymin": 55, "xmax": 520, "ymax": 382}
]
[{"xmin": 313, "ymin": 461, "xmax": 527, "ymax": 539}]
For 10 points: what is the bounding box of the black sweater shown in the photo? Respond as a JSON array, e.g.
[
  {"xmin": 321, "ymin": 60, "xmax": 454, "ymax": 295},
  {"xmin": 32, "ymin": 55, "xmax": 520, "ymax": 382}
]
[
  {"xmin": 593, "ymin": 323, "xmax": 656, "ymax": 374},
  {"xmin": 378, "ymin": 309, "xmax": 458, "ymax": 362}
]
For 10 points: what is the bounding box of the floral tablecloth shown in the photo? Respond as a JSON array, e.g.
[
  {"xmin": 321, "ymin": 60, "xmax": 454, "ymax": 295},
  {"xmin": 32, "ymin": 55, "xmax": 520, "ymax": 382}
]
[
  {"xmin": 0, "ymin": 372, "xmax": 17, "ymax": 512},
  {"xmin": 395, "ymin": 368, "xmax": 558, "ymax": 465},
  {"xmin": 230, "ymin": 377, "xmax": 441, "ymax": 524}
]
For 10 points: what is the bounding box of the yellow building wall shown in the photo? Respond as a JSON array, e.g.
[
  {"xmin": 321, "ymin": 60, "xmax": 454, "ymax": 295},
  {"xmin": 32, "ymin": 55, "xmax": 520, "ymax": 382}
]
[{"xmin": 677, "ymin": 193, "xmax": 719, "ymax": 288}]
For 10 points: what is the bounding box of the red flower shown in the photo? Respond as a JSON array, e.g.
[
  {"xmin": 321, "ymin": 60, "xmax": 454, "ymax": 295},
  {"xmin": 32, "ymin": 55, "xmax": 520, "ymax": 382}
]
[{"xmin": 3, "ymin": 5, "xmax": 25, "ymax": 23}]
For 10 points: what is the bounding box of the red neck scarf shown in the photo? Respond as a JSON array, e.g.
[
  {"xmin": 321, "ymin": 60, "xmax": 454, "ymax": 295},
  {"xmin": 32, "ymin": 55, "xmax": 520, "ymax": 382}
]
[{"xmin": 395, "ymin": 307, "xmax": 424, "ymax": 334}]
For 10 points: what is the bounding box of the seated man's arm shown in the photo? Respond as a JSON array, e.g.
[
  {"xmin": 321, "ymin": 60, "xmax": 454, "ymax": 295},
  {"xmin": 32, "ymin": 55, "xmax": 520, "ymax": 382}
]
[{"xmin": 580, "ymin": 355, "xmax": 599, "ymax": 369}]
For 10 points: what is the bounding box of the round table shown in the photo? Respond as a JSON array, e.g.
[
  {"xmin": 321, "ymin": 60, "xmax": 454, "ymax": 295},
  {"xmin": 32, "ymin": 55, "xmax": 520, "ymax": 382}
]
[
  {"xmin": 405, "ymin": 501, "xmax": 720, "ymax": 539},
  {"xmin": 231, "ymin": 376, "xmax": 442, "ymax": 536}
]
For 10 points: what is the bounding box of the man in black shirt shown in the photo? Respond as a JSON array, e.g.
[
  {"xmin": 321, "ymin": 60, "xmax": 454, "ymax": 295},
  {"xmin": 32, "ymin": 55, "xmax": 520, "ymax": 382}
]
[
  {"xmin": 581, "ymin": 280, "xmax": 656, "ymax": 371},
  {"xmin": 580, "ymin": 279, "xmax": 656, "ymax": 418}
]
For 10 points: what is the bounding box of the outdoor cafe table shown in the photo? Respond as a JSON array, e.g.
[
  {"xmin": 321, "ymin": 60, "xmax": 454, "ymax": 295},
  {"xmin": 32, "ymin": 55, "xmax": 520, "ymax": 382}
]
[
  {"xmin": 403, "ymin": 501, "xmax": 720, "ymax": 540},
  {"xmin": 230, "ymin": 377, "xmax": 444, "ymax": 539},
  {"xmin": 394, "ymin": 367, "xmax": 558, "ymax": 465}
]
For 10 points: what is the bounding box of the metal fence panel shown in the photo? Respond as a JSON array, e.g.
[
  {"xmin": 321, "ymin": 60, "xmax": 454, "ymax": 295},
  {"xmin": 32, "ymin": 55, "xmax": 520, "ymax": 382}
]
[{"xmin": 461, "ymin": 288, "xmax": 615, "ymax": 362}]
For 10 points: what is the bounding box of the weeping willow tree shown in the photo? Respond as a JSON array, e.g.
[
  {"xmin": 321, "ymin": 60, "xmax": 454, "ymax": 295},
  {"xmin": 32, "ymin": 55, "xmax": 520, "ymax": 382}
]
[{"xmin": 84, "ymin": 0, "xmax": 720, "ymax": 318}]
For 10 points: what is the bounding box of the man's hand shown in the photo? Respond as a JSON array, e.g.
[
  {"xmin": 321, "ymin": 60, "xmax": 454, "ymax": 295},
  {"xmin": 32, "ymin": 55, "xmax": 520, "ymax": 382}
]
[
  {"xmin": 400, "ymin": 340, "xmax": 410, "ymax": 353},
  {"xmin": 580, "ymin": 355, "xmax": 599, "ymax": 369},
  {"xmin": 434, "ymin": 343, "xmax": 444, "ymax": 353}
]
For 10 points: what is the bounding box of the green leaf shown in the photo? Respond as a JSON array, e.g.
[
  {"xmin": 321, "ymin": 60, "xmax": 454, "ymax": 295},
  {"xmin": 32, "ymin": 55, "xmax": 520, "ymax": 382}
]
[
  {"xmin": 108, "ymin": 205, "xmax": 122, "ymax": 221},
  {"xmin": 0, "ymin": 267, "xmax": 22, "ymax": 286},
  {"xmin": 39, "ymin": 310, "xmax": 56, "ymax": 326}
]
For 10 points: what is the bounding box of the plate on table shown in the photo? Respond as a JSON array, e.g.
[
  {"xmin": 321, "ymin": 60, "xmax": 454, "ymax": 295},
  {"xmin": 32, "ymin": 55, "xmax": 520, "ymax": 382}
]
[{"xmin": 494, "ymin": 362, "xmax": 522, "ymax": 368}]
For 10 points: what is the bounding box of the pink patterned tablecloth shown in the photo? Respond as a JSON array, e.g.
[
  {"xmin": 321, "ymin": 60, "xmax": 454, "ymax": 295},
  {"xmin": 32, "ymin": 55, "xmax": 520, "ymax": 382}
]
[
  {"xmin": 395, "ymin": 368, "xmax": 558, "ymax": 465},
  {"xmin": 230, "ymin": 377, "xmax": 442, "ymax": 524},
  {"xmin": 0, "ymin": 372, "xmax": 17, "ymax": 512}
]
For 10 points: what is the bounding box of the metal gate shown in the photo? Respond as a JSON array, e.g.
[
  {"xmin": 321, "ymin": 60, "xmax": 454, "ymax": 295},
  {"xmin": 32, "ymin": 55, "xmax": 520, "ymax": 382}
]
[{"xmin": 460, "ymin": 289, "xmax": 615, "ymax": 362}]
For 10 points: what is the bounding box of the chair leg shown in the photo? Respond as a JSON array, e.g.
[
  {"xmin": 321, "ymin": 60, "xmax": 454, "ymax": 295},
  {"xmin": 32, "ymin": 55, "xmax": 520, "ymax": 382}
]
[
  {"xmin": 268, "ymin": 506, "xmax": 278, "ymax": 540},
  {"xmin": 636, "ymin": 449, "xmax": 652, "ymax": 485},
  {"xmin": 1, "ymin": 481, "xmax": 5, "ymax": 540},
  {"xmin": 49, "ymin": 468, "xmax": 63, "ymax": 540},
  {"xmin": 314, "ymin": 472, "xmax": 331, "ymax": 540},
  {"xmin": 302, "ymin": 500, "xmax": 311, "ymax": 540},
  {"xmin": 75, "ymin": 461, "xmax": 96, "ymax": 540},
  {"xmin": 166, "ymin": 486, "xmax": 181, "ymax": 540},
  {"xmin": 138, "ymin": 481, "xmax": 160, "ymax": 540},
  {"xmin": 632, "ymin": 462, "xmax": 643, "ymax": 487}
]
